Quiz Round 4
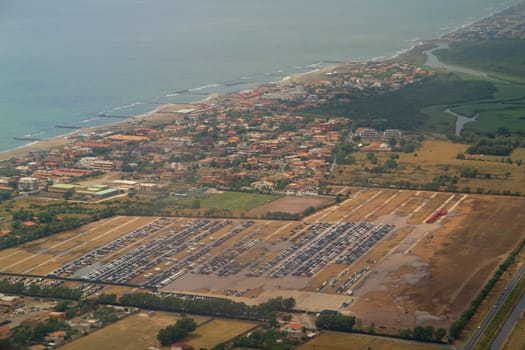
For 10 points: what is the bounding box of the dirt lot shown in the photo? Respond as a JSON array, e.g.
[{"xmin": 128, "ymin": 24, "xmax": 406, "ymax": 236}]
[
  {"xmin": 349, "ymin": 193, "xmax": 525, "ymax": 330},
  {"xmin": 60, "ymin": 312, "xmax": 209, "ymax": 350},
  {"xmin": 298, "ymin": 332, "xmax": 444, "ymax": 350},
  {"xmin": 249, "ymin": 196, "xmax": 331, "ymax": 215}
]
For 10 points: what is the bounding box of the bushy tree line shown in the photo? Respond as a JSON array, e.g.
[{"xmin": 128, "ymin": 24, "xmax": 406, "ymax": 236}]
[
  {"xmin": 449, "ymin": 237, "xmax": 525, "ymax": 339},
  {"xmin": 157, "ymin": 317, "xmax": 197, "ymax": 346},
  {"xmin": 398, "ymin": 326, "xmax": 447, "ymax": 343},
  {"xmin": 315, "ymin": 312, "xmax": 356, "ymax": 332},
  {"xmin": 0, "ymin": 279, "xmax": 82, "ymax": 300},
  {"xmin": 118, "ymin": 293, "xmax": 295, "ymax": 321}
]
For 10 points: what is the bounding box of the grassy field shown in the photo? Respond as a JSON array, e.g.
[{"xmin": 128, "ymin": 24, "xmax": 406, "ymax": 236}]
[
  {"xmin": 298, "ymin": 332, "xmax": 444, "ymax": 350},
  {"xmin": 185, "ymin": 318, "xmax": 258, "ymax": 349},
  {"xmin": 176, "ymin": 191, "xmax": 281, "ymax": 211},
  {"xmin": 424, "ymin": 40, "xmax": 525, "ymax": 135},
  {"xmin": 329, "ymin": 138, "xmax": 525, "ymax": 194},
  {"xmin": 60, "ymin": 312, "xmax": 209, "ymax": 350}
]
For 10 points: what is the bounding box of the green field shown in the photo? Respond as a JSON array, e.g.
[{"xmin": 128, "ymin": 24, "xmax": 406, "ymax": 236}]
[
  {"xmin": 298, "ymin": 332, "xmax": 444, "ymax": 350},
  {"xmin": 177, "ymin": 191, "xmax": 281, "ymax": 211}
]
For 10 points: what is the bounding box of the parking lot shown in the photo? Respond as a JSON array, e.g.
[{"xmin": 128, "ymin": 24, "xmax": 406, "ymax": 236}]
[{"xmin": 0, "ymin": 188, "xmax": 486, "ymax": 314}]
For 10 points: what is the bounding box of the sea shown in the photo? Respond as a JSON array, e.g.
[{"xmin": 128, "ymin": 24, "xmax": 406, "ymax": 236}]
[{"xmin": 0, "ymin": 0, "xmax": 521, "ymax": 152}]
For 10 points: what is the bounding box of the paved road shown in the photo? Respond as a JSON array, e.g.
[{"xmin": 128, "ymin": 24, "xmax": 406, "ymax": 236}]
[
  {"xmin": 490, "ymin": 291, "xmax": 525, "ymax": 349},
  {"xmin": 461, "ymin": 261, "xmax": 525, "ymax": 350}
]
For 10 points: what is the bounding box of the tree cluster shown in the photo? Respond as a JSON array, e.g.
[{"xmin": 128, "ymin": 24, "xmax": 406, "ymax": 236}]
[{"xmin": 157, "ymin": 317, "xmax": 197, "ymax": 346}]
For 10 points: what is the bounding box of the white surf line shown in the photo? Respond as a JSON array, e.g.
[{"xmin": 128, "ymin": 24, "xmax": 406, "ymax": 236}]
[
  {"xmin": 337, "ymin": 190, "xmax": 384, "ymax": 224},
  {"xmin": 4, "ymin": 217, "xmax": 143, "ymax": 273},
  {"xmin": 0, "ymin": 216, "xmax": 123, "ymax": 264},
  {"xmin": 363, "ymin": 191, "xmax": 401, "ymax": 221}
]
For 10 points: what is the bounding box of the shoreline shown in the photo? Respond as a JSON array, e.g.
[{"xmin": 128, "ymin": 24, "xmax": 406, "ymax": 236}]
[{"xmin": 0, "ymin": 2, "xmax": 520, "ymax": 161}]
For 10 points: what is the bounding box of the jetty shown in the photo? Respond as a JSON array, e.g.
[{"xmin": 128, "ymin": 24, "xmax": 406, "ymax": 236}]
[
  {"xmin": 13, "ymin": 137, "xmax": 43, "ymax": 142},
  {"xmin": 55, "ymin": 125, "xmax": 82, "ymax": 129}
]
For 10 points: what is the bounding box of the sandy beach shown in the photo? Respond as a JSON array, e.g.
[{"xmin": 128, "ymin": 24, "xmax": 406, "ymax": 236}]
[{"xmin": 0, "ymin": 103, "xmax": 196, "ymax": 161}]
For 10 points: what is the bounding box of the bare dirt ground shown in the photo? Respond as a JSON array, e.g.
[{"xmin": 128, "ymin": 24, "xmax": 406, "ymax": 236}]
[
  {"xmin": 248, "ymin": 196, "xmax": 331, "ymax": 215},
  {"xmin": 347, "ymin": 193, "xmax": 525, "ymax": 330}
]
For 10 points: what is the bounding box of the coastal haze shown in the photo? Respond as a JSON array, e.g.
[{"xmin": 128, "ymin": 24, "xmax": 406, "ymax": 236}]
[{"xmin": 0, "ymin": 0, "xmax": 520, "ymax": 151}]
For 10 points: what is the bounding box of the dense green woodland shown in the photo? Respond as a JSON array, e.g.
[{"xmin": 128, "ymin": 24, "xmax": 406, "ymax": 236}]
[
  {"xmin": 435, "ymin": 40, "xmax": 525, "ymax": 79},
  {"xmin": 304, "ymin": 74, "xmax": 496, "ymax": 130}
]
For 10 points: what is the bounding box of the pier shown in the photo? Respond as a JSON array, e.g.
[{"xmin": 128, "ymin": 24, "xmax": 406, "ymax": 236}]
[
  {"xmin": 13, "ymin": 137, "xmax": 43, "ymax": 142},
  {"xmin": 55, "ymin": 125, "xmax": 82, "ymax": 129}
]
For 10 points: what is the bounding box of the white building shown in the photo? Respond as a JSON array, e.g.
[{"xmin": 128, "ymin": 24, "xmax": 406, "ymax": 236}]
[{"xmin": 18, "ymin": 177, "xmax": 39, "ymax": 191}]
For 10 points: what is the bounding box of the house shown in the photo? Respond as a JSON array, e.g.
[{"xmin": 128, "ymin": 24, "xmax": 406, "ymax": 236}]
[
  {"xmin": 0, "ymin": 326, "xmax": 12, "ymax": 340},
  {"xmin": 356, "ymin": 127, "xmax": 379, "ymax": 141},
  {"xmin": 44, "ymin": 330, "xmax": 67, "ymax": 346},
  {"xmin": 171, "ymin": 343, "xmax": 193, "ymax": 350},
  {"xmin": 281, "ymin": 322, "xmax": 304, "ymax": 334},
  {"xmin": 18, "ymin": 177, "xmax": 40, "ymax": 191}
]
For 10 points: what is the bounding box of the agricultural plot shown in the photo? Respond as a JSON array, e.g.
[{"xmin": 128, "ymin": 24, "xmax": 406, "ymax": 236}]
[
  {"xmin": 60, "ymin": 312, "xmax": 209, "ymax": 350},
  {"xmin": 298, "ymin": 332, "xmax": 444, "ymax": 350}
]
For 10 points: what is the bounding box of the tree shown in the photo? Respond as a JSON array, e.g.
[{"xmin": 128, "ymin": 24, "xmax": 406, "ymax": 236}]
[
  {"xmin": 435, "ymin": 327, "xmax": 447, "ymax": 342},
  {"xmin": 63, "ymin": 189, "xmax": 74, "ymax": 200},
  {"xmin": 157, "ymin": 317, "xmax": 197, "ymax": 346}
]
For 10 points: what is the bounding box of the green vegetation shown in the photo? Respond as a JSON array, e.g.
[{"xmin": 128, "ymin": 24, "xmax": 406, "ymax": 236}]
[
  {"xmin": 177, "ymin": 191, "xmax": 280, "ymax": 211},
  {"xmin": 0, "ymin": 278, "xmax": 82, "ymax": 300},
  {"xmin": 449, "ymin": 237, "xmax": 525, "ymax": 339},
  {"xmin": 214, "ymin": 328, "xmax": 300, "ymax": 350},
  {"xmin": 303, "ymin": 74, "xmax": 496, "ymax": 130},
  {"xmin": 118, "ymin": 293, "xmax": 295, "ymax": 321},
  {"xmin": 315, "ymin": 312, "xmax": 356, "ymax": 332},
  {"xmin": 157, "ymin": 317, "xmax": 197, "ymax": 346},
  {"xmin": 434, "ymin": 40, "xmax": 525, "ymax": 80}
]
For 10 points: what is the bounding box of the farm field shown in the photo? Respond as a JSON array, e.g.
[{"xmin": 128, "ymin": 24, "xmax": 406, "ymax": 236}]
[
  {"xmin": 330, "ymin": 138, "xmax": 525, "ymax": 194},
  {"xmin": 248, "ymin": 196, "xmax": 332, "ymax": 215},
  {"xmin": 1, "ymin": 189, "xmax": 524, "ymax": 331},
  {"xmin": 60, "ymin": 312, "xmax": 209, "ymax": 350},
  {"xmin": 297, "ymin": 332, "xmax": 444, "ymax": 350},
  {"xmin": 185, "ymin": 318, "xmax": 258, "ymax": 349},
  {"xmin": 176, "ymin": 191, "xmax": 281, "ymax": 211}
]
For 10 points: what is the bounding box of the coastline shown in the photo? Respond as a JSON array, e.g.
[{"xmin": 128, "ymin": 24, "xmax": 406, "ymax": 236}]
[{"xmin": 0, "ymin": 2, "xmax": 519, "ymax": 162}]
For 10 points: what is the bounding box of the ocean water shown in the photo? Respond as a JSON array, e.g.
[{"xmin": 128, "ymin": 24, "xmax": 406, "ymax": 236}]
[{"xmin": 0, "ymin": 0, "xmax": 521, "ymax": 151}]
